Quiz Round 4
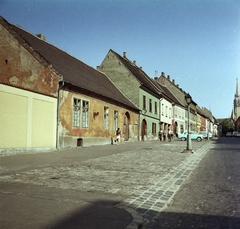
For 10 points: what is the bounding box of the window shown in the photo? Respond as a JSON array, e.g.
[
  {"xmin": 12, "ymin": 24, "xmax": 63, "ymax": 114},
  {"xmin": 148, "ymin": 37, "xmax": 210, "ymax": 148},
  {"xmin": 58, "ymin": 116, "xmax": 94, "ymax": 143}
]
[
  {"xmin": 73, "ymin": 98, "xmax": 81, "ymax": 127},
  {"xmin": 114, "ymin": 110, "xmax": 118, "ymax": 131},
  {"xmin": 162, "ymin": 103, "xmax": 164, "ymax": 116},
  {"xmin": 104, "ymin": 106, "xmax": 109, "ymax": 130},
  {"xmin": 169, "ymin": 108, "xmax": 171, "ymax": 118},
  {"xmin": 143, "ymin": 95, "xmax": 146, "ymax": 110},
  {"xmin": 165, "ymin": 106, "xmax": 168, "ymax": 117},
  {"xmin": 82, "ymin": 100, "xmax": 89, "ymax": 128},
  {"xmin": 154, "ymin": 101, "xmax": 157, "ymax": 114},
  {"xmin": 152, "ymin": 123, "xmax": 156, "ymax": 135},
  {"xmin": 73, "ymin": 98, "xmax": 89, "ymax": 128},
  {"xmin": 149, "ymin": 99, "xmax": 152, "ymax": 112}
]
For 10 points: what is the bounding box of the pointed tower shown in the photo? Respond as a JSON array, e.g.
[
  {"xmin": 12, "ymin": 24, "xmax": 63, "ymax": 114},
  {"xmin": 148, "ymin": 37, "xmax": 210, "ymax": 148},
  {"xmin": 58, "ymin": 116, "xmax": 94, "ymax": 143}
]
[{"xmin": 233, "ymin": 78, "xmax": 240, "ymax": 120}]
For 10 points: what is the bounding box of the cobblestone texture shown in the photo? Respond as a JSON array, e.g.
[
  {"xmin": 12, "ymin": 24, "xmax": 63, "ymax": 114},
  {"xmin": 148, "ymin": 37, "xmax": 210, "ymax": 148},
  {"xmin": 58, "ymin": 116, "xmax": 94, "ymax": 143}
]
[
  {"xmin": 0, "ymin": 140, "xmax": 213, "ymax": 228},
  {"xmin": 154, "ymin": 137, "xmax": 240, "ymax": 229}
]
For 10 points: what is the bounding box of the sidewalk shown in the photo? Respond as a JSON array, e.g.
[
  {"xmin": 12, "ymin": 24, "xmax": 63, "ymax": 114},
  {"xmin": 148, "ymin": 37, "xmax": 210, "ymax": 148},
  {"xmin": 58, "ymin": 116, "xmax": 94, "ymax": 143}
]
[{"xmin": 0, "ymin": 139, "xmax": 215, "ymax": 229}]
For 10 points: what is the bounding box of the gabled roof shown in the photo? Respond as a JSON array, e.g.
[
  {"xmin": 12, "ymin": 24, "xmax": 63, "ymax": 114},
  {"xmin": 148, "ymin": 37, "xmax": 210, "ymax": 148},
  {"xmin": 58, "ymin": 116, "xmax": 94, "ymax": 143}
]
[
  {"xmin": 196, "ymin": 105, "xmax": 207, "ymax": 118},
  {"xmin": 109, "ymin": 49, "xmax": 162, "ymax": 97},
  {"xmin": 0, "ymin": 16, "xmax": 139, "ymax": 110},
  {"xmin": 153, "ymin": 80, "xmax": 184, "ymax": 107},
  {"xmin": 156, "ymin": 73, "xmax": 198, "ymax": 107}
]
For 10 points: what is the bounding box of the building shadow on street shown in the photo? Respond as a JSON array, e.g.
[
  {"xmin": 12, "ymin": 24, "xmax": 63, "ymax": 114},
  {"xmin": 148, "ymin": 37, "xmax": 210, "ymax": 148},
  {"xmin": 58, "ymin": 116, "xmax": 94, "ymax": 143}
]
[
  {"xmin": 44, "ymin": 200, "xmax": 133, "ymax": 229},
  {"xmin": 154, "ymin": 211, "xmax": 240, "ymax": 229}
]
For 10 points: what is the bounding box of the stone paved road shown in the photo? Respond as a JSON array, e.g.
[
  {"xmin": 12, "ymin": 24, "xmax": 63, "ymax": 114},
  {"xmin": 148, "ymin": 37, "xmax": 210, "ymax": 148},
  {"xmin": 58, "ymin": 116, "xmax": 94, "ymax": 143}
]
[
  {"xmin": 0, "ymin": 139, "xmax": 213, "ymax": 228},
  {"xmin": 154, "ymin": 137, "xmax": 240, "ymax": 229}
]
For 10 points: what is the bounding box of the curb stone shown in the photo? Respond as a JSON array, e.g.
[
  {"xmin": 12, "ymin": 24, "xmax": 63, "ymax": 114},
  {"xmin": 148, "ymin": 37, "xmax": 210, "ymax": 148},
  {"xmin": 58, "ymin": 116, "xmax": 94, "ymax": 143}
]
[{"xmin": 116, "ymin": 203, "xmax": 146, "ymax": 229}]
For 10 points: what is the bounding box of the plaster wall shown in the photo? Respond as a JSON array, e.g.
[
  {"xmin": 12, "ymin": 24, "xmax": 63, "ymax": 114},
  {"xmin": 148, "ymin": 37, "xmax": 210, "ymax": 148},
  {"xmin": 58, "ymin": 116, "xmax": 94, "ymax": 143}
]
[
  {"xmin": 0, "ymin": 84, "xmax": 57, "ymax": 149},
  {"xmin": 99, "ymin": 51, "xmax": 140, "ymax": 107},
  {"xmin": 59, "ymin": 90, "xmax": 139, "ymax": 148},
  {"xmin": 173, "ymin": 105, "xmax": 185, "ymax": 134},
  {"xmin": 0, "ymin": 24, "xmax": 60, "ymax": 97}
]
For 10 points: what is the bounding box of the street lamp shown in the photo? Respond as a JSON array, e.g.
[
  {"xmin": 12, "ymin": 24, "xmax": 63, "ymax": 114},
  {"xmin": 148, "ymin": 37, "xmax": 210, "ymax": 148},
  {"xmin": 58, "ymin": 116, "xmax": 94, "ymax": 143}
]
[{"xmin": 185, "ymin": 93, "xmax": 193, "ymax": 153}]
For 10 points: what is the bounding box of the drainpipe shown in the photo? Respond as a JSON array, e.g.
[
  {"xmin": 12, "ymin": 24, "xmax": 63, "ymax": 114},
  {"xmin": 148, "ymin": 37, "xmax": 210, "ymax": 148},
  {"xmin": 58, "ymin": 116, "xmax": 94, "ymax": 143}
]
[
  {"xmin": 56, "ymin": 80, "xmax": 65, "ymax": 149},
  {"xmin": 138, "ymin": 110, "xmax": 141, "ymax": 141}
]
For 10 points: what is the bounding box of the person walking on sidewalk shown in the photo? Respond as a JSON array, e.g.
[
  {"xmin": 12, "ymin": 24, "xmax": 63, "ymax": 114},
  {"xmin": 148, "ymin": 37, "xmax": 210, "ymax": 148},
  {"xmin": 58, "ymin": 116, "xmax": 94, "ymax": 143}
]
[
  {"xmin": 168, "ymin": 129, "xmax": 172, "ymax": 142},
  {"xmin": 158, "ymin": 129, "xmax": 163, "ymax": 141},
  {"xmin": 115, "ymin": 128, "xmax": 121, "ymax": 145},
  {"xmin": 163, "ymin": 130, "xmax": 166, "ymax": 141}
]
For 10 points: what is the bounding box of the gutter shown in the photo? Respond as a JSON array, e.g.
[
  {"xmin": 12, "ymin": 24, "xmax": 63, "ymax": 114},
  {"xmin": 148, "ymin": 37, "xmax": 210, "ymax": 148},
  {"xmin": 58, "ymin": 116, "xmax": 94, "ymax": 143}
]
[{"xmin": 56, "ymin": 80, "xmax": 65, "ymax": 149}]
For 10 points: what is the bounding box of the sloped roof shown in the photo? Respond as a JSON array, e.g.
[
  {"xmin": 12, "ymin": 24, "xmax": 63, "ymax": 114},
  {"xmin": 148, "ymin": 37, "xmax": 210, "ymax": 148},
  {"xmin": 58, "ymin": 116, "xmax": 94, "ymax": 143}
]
[
  {"xmin": 196, "ymin": 105, "xmax": 207, "ymax": 118},
  {"xmin": 0, "ymin": 16, "xmax": 138, "ymax": 110},
  {"xmin": 110, "ymin": 49, "xmax": 162, "ymax": 97},
  {"xmin": 154, "ymin": 80, "xmax": 184, "ymax": 107}
]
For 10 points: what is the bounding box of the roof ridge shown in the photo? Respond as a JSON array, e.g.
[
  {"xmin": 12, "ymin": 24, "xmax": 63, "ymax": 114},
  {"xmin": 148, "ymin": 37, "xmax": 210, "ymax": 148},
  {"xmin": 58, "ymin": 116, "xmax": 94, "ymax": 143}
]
[
  {"xmin": 155, "ymin": 80, "xmax": 184, "ymax": 107},
  {"xmin": 0, "ymin": 17, "xmax": 51, "ymax": 67},
  {"xmin": 110, "ymin": 49, "xmax": 161, "ymax": 96},
  {"xmin": 0, "ymin": 17, "xmax": 139, "ymax": 110}
]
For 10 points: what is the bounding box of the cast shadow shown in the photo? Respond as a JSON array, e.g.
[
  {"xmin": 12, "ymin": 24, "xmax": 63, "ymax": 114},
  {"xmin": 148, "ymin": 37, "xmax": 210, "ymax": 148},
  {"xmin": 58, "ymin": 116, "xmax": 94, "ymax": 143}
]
[
  {"xmin": 44, "ymin": 200, "xmax": 133, "ymax": 229},
  {"xmin": 154, "ymin": 211, "xmax": 240, "ymax": 229}
]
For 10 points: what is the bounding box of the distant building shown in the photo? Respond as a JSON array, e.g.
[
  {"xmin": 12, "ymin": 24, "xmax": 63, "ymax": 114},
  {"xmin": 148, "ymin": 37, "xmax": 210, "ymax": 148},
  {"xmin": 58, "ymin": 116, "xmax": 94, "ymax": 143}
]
[{"xmin": 232, "ymin": 78, "xmax": 240, "ymax": 131}]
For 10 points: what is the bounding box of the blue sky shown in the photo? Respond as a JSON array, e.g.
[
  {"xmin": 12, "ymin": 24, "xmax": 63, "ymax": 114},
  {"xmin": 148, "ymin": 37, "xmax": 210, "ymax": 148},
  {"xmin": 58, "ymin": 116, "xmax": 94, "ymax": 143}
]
[{"xmin": 1, "ymin": 0, "xmax": 240, "ymax": 118}]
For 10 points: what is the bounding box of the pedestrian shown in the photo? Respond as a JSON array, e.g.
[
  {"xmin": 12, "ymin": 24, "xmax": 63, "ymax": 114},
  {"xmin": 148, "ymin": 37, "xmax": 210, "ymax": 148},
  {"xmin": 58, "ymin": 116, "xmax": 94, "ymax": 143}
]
[
  {"xmin": 168, "ymin": 129, "xmax": 172, "ymax": 142},
  {"xmin": 115, "ymin": 128, "xmax": 121, "ymax": 145},
  {"xmin": 158, "ymin": 129, "xmax": 163, "ymax": 141},
  {"xmin": 163, "ymin": 130, "xmax": 166, "ymax": 141}
]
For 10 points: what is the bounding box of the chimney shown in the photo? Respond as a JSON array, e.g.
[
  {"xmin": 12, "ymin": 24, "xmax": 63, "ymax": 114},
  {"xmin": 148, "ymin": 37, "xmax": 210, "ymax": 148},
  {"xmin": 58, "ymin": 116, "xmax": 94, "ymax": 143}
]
[
  {"xmin": 161, "ymin": 72, "xmax": 165, "ymax": 77},
  {"xmin": 172, "ymin": 79, "xmax": 175, "ymax": 84},
  {"xmin": 36, "ymin": 34, "xmax": 46, "ymax": 41},
  {"xmin": 140, "ymin": 66, "xmax": 142, "ymax": 70},
  {"xmin": 167, "ymin": 75, "xmax": 170, "ymax": 80},
  {"xmin": 133, "ymin": 60, "xmax": 136, "ymax": 65},
  {"xmin": 96, "ymin": 66, "xmax": 100, "ymax": 70},
  {"xmin": 123, "ymin": 52, "xmax": 126, "ymax": 58}
]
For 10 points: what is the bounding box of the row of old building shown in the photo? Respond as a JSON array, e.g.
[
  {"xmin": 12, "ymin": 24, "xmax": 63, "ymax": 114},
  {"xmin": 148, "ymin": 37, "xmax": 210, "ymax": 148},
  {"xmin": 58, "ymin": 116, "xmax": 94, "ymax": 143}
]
[{"xmin": 0, "ymin": 16, "xmax": 219, "ymax": 151}]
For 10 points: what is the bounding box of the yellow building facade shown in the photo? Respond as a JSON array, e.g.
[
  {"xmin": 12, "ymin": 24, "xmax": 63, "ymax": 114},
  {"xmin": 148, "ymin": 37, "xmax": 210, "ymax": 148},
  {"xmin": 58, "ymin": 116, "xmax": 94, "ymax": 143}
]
[
  {"xmin": 58, "ymin": 89, "xmax": 139, "ymax": 148},
  {"xmin": 0, "ymin": 84, "xmax": 57, "ymax": 148}
]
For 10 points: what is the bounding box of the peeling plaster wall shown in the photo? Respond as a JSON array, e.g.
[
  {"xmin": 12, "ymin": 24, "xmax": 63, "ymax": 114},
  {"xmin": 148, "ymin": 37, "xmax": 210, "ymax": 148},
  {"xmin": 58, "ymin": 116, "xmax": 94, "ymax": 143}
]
[
  {"xmin": 0, "ymin": 24, "xmax": 61, "ymax": 151},
  {"xmin": 59, "ymin": 90, "xmax": 139, "ymax": 148},
  {"xmin": 0, "ymin": 24, "xmax": 60, "ymax": 97}
]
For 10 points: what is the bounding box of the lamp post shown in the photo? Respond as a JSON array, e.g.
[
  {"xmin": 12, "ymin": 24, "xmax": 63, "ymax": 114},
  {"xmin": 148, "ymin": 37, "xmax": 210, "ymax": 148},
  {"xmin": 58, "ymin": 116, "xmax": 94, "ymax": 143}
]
[{"xmin": 185, "ymin": 93, "xmax": 193, "ymax": 152}]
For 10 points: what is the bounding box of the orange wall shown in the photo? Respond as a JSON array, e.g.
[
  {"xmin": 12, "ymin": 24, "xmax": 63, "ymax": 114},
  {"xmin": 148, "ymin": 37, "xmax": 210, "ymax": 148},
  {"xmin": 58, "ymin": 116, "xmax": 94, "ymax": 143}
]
[
  {"xmin": 0, "ymin": 24, "xmax": 61, "ymax": 97},
  {"xmin": 59, "ymin": 90, "xmax": 139, "ymax": 147}
]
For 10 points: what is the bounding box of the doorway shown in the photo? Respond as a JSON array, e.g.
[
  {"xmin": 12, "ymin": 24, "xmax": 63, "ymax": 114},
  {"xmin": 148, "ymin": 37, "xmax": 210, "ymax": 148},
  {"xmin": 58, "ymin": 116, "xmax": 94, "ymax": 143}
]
[
  {"xmin": 123, "ymin": 112, "xmax": 130, "ymax": 141},
  {"xmin": 141, "ymin": 119, "xmax": 147, "ymax": 141}
]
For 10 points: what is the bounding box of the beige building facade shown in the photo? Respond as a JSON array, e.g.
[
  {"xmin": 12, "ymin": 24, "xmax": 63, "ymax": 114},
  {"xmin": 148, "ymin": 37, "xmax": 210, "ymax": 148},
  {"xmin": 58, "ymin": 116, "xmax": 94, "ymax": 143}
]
[{"xmin": 0, "ymin": 84, "xmax": 57, "ymax": 148}]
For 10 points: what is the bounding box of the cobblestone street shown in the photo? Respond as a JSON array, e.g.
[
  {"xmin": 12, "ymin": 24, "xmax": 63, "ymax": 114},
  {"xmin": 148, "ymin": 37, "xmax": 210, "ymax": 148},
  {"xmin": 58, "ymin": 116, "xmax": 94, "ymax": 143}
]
[
  {"xmin": 0, "ymin": 139, "xmax": 214, "ymax": 228},
  {"xmin": 154, "ymin": 137, "xmax": 240, "ymax": 229}
]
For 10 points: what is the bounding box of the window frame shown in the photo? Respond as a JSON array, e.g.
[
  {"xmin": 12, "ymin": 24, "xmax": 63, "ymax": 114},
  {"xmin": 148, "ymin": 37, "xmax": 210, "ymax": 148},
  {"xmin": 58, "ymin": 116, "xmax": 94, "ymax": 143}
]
[
  {"xmin": 73, "ymin": 98, "xmax": 81, "ymax": 127},
  {"xmin": 104, "ymin": 106, "xmax": 109, "ymax": 130}
]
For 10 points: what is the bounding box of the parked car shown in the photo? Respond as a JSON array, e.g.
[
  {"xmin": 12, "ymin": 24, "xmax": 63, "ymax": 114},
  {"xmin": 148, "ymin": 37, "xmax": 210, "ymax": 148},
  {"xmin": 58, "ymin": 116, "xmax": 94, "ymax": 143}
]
[
  {"xmin": 177, "ymin": 132, "xmax": 204, "ymax": 141},
  {"xmin": 199, "ymin": 131, "xmax": 213, "ymax": 139},
  {"xmin": 232, "ymin": 131, "xmax": 240, "ymax": 137},
  {"xmin": 226, "ymin": 132, "xmax": 232, "ymax": 137}
]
